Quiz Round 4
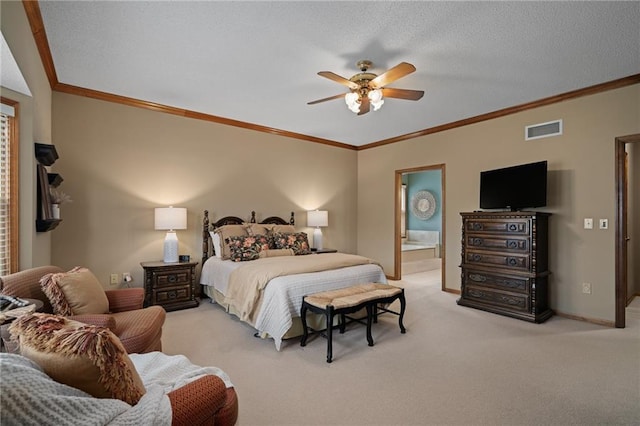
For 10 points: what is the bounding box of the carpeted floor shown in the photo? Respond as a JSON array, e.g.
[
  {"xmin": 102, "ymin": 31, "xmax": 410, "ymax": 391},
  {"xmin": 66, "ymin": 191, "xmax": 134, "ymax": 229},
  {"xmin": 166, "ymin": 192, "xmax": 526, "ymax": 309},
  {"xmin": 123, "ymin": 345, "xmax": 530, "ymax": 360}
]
[{"xmin": 162, "ymin": 269, "xmax": 640, "ymax": 425}]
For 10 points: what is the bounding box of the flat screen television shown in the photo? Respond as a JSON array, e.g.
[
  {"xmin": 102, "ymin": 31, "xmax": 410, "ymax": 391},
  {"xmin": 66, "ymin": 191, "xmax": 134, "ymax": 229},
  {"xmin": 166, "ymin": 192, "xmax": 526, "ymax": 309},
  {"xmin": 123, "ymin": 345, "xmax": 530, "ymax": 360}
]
[{"xmin": 480, "ymin": 160, "xmax": 547, "ymax": 211}]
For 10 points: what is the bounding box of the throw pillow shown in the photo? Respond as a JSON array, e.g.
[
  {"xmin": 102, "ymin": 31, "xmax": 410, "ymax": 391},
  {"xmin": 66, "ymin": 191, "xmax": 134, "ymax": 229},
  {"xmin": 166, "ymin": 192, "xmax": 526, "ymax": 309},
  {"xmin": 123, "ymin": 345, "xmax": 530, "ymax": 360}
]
[
  {"xmin": 269, "ymin": 224, "xmax": 296, "ymax": 234},
  {"xmin": 228, "ymin": 235, "xmax": 270, "ymax": 262},
  {"xmin": 258, "ymin": 248, "xmax": 294, "ymax": 258},
  {"xmin": 214, "ymin": 225, "xmax": 249, "ymax": 260},
  {"xmin": 40, "ymin": 267, "xmax": 109, "ymax": 316},
  {"xmin": 272, "ymin": 232, "xmax": 312, "ymax": 255},
  {"xmin": 8, "ymin": 313, "xmax": 146, "ymax": 405}
]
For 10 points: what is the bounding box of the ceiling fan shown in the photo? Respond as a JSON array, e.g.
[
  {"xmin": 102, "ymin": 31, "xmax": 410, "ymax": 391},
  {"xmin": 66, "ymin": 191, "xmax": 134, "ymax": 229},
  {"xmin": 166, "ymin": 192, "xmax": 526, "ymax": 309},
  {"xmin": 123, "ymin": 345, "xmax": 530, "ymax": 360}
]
[{"xmin": 308, "ymin": 60, "xmax": 424, "ymax": 116}]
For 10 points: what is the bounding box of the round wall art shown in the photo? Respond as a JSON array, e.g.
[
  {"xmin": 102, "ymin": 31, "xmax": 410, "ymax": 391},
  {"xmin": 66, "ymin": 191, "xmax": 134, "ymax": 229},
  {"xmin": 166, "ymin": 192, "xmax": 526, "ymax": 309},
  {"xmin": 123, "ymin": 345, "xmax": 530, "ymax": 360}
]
[{"xmin": 410, "ymin": 190, "xmax": 437, "ymax": 220}]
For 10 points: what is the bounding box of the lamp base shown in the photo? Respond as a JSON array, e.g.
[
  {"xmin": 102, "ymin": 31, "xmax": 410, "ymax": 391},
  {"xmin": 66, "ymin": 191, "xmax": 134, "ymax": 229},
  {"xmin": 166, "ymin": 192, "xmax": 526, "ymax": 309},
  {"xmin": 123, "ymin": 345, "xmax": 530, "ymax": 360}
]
[
  {"xmin": 313, "ymin": 228, "xmax": 323, "ymax": 251},
  {"xmin": 163, "ymin": 231, "xmax": 179, "ymax": 263}
]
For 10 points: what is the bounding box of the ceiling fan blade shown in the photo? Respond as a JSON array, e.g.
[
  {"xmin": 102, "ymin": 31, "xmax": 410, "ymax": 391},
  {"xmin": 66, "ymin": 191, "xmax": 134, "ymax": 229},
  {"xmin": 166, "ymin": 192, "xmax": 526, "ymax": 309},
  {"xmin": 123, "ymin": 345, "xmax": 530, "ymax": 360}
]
[
  {"xmin": 318, "ymin": 71, "xmax": 360, "ymax": 90},
  {"xmin": 307, "ymin": 93, "xmax": 346, "ymax": 105},
  {"xmin": 382, "ymin": 88, "xmax": 424, "ymax": 101},
  {"xmin": 369, "ymin": 62, "xmax": 416, "ymax": 89},
  {"xmin": 358, "ymin": 96, "xmax": 370, "ymax": 115}
]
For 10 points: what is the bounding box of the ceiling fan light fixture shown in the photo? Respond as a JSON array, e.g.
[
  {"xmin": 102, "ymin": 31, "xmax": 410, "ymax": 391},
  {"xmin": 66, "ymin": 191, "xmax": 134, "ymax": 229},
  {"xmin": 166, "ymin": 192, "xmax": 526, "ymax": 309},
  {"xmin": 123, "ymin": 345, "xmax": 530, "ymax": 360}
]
[
  {"xmin": 311, "ymin": 60, "xmax": 422, "ymax": 116},
  {"xmin": 345, "ymin": 92, "xmax": 360, "ymax": 113},
  {"xmin": 368, "ymin": 89, "xmax": 384, "ymax": 111}
]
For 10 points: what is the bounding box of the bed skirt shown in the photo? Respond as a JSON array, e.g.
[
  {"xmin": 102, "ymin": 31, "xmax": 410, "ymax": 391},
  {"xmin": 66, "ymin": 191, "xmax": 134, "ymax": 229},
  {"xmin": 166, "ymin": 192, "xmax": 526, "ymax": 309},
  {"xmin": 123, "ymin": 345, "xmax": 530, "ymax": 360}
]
[{"xmin": 201, "ymin": 285, "xmax": 365, "ymax": 343}]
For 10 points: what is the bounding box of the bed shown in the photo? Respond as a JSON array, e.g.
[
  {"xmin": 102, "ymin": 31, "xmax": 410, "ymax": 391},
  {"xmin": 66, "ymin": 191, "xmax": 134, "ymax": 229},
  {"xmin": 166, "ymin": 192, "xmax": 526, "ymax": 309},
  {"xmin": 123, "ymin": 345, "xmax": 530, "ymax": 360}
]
[{"xmin": 199, "ymin": 210, "xmax": 388, "ymax": 350}]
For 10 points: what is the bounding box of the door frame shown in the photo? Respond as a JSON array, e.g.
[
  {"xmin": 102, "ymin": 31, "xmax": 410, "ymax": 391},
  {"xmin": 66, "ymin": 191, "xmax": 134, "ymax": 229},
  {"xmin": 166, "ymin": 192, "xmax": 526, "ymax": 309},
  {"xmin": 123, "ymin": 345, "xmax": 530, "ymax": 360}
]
[
  {"xmin": 615, "ymin": 133, "xmax": 640, "ymax": 328},
  {"xmin": 394, "ymin": 164, "xmax": 446, "ymax": 290}
]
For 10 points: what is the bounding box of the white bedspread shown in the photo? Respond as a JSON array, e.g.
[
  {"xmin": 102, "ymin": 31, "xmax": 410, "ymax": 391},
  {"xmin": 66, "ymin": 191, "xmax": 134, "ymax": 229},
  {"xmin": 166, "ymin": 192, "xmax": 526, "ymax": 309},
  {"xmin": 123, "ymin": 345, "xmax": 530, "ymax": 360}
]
[{"xmin": 200, "ymin": 257, "xmax": 387, "ymax": 350}]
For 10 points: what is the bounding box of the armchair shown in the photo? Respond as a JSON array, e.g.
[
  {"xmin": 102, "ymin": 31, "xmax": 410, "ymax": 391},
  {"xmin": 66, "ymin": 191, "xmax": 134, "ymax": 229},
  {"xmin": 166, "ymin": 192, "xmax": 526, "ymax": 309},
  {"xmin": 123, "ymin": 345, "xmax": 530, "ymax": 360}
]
[{"xmin": 0, "ymin": 266, "xmax": 165, "ymax": 353}]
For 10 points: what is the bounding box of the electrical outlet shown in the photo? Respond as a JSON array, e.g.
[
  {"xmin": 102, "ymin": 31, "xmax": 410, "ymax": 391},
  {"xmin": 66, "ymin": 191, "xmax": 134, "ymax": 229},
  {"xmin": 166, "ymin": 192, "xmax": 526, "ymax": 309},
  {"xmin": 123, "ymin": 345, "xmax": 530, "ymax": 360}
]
[
  {"xmin": 122, "ymin": 272, "xmax": 132, "ymax": 283},
  {"xmin": 582, "ymin": 282, "xmax": 592, "ymax": 294},
  {"xmin": 110, "ymin": 273, "xmax": 119, "ymax": 286},
  {"xmin": 584, "ymin": 218, "xmax": 593, "ymax": 229}
]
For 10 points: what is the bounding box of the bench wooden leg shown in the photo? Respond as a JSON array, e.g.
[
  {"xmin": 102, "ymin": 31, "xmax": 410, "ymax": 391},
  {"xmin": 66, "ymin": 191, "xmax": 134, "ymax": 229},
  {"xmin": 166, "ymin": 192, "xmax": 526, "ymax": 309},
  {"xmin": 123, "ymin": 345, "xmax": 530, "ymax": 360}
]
[
  {"xmin": 399, "ymin": 289, "xmax": 407, "ymax": 334},
  {"xmin": 365, "ymin": 304, "xmax": 374, "ymax": 346},
  {"xmin": 300, "ymin": 300, "xmax": 309, "ymax": 346},
  {"xmin": 326, "ymin": 305, "xmax": 334, "ymax": 363},
  {"xmin": 339, "ymin": 313, "xmax": 346, "ymax": 334}
]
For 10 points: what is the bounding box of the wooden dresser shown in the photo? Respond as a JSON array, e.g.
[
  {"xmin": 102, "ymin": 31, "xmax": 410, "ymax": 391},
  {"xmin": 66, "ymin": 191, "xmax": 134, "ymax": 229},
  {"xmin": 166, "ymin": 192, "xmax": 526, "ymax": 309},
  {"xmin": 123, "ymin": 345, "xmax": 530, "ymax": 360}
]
[
  {"xmin": 458, "ymin": 211, "xmax": 552, "ymax": 323},
  {"xmin": 140, "ymin": 261, "xmax": 199, "ymax": 311}
]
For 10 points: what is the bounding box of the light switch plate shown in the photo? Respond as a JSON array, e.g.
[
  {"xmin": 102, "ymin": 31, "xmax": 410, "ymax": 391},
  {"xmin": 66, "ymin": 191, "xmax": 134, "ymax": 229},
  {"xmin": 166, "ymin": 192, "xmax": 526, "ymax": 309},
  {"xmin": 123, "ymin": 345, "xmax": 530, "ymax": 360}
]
[{"xmin": 584, "ymin": 218, "xmax": 593, "ymax": 229}]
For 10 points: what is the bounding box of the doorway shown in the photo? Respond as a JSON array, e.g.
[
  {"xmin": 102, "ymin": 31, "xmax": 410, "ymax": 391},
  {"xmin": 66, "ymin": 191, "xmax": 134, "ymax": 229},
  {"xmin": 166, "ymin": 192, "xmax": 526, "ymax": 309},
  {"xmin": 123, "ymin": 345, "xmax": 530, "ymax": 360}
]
[
  {"xmin": 394, "ymin": 164, "xmax": 445, "ymax": 290},
  {"xmin": 615, "ymin": 134, "xmax": 640, "ymax": 328}
]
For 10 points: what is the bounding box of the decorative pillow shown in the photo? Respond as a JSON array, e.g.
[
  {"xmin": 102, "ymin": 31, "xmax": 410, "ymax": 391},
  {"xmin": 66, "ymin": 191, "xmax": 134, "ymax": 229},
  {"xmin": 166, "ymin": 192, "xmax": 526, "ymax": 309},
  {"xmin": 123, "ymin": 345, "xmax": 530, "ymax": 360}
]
[
  {"xmin": 215, "ymin": 225, "xmax": 249, "ymax": 260},
  {"xmin": 209, "ymin": 231, "xmax": 222, "ymax": 258},
  {"xmin": 259, "ymin": 248, "xmax": 294, "ymax": 258},
  {"xmin": 228, "ymin": 235, "xmax": 270, "ymax": 262},
  {"xmin": 40, "ymin": 267, "xmax": 109, "ymax": 316},
  {"xmin": 8, "ymin": 313, "xmax": 146, "ymax": 405},
  {"xmin": 272, "ymin": 232, "xmax": 312, "ymax": 255},
  {"xmin": 269, "ymin": 224, "xmax": 296, "ymax": 235},
  {"xmin": 246, "ymin": 223, "xmax": 274, "ymax": 237}
]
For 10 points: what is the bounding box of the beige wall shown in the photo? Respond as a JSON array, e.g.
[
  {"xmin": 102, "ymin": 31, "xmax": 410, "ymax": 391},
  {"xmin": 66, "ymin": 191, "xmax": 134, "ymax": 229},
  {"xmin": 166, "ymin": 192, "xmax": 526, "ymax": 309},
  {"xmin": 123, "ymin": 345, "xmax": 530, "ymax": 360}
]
[
  {"xmin": 357, "ymin": 84, "xmax": 640, "ymax": 323},
  {"xmin": 51, "ymin": 92, "xmax": 358, "ymax": 287},
  {"xmin": 1, "ymin": 1, "xmax": 53, "ymax": 268}
]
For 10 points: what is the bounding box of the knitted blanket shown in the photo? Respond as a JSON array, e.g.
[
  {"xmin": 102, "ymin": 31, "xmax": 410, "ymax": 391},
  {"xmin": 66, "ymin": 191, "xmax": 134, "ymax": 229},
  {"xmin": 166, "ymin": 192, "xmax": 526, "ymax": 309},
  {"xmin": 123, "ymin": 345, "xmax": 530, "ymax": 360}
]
[{"xmin": 1, "ymin": 353, "xmax": 171, "ymax": 426}]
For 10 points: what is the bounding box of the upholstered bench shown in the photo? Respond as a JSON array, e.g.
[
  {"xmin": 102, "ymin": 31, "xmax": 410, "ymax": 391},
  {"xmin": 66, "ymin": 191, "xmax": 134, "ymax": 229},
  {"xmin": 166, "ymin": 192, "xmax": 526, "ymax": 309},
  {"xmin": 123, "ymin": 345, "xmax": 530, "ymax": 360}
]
[{"xmin": 300, "ymin": 283, "xmax": 406, "ymax": 363}]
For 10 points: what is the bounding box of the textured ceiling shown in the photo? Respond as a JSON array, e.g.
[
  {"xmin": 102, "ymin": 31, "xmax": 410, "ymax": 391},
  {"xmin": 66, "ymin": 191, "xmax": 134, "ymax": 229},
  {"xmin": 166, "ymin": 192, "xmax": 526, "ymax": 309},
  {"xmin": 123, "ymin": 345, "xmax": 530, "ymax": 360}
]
[{"xmin": 37, "ymin": 1, "xmax": 640, "ymax": 147}]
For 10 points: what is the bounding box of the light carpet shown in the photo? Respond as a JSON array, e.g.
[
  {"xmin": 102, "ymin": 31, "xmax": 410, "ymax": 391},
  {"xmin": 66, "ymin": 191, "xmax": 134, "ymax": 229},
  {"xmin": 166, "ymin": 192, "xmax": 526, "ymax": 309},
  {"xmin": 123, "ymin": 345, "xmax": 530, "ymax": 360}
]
[{"xmin": 162, "ymin": 269, "xmax": 640, "ymax": 425}]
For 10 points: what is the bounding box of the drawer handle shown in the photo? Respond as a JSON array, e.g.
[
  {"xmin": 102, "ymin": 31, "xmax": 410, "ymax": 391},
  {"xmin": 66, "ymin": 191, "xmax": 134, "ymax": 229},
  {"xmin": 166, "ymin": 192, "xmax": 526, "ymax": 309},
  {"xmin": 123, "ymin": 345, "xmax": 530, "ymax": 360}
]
[
  {"xmin": 508, "ymin": 224, "xmax": 517, "ymax": 231},
  {"xmin": 469, "ymin": 273, "xmax": 486, "ymax": 282},
  {"xmin": 508, "ymin": 258, "xmax": 518, "ymax": 266},
  {"xmin": 472, "ymin": 254, "xmax": 482, "ymax": 262},
  {"xmin": 473, "ymin": 238, "xmax": 483, "ymax": 246},
  {"xmin": 508, "ymin": 240, "xmax": 518, "ymax": 248},
  {"xmin": 168, "ymin": 275, "xmax": 177, "ymax": 283},
  {"xmin": 473, "ymin": 223, "xmax": 483, "ymax": 231},
  {"xmin": 168, "ymin": 291, "xmax": 177, "ymax": 299}
]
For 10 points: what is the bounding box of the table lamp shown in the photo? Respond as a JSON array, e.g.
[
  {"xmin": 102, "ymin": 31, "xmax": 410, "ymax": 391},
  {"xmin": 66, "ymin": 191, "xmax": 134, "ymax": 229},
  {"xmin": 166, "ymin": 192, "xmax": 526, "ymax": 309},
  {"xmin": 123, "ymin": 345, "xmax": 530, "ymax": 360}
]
[
  {"xmin": 154, "ymin": 206, "xmax": 187, "ymax": 263},
  {"xmin": 307, "ymin": 210, "xmax": 328, "ymax": 250}
]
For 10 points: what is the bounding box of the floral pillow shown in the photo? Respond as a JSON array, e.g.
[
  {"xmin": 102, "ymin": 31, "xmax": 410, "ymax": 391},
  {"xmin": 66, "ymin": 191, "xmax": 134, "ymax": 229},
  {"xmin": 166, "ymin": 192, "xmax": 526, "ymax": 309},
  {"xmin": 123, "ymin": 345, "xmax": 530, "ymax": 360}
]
[
  {"xmin": 227, "ymin": 234, "xmax": 270, "ymax": 262},
  {"xmin": 272, "ymin": 232, "xmax": 311, "ymax": 255}
]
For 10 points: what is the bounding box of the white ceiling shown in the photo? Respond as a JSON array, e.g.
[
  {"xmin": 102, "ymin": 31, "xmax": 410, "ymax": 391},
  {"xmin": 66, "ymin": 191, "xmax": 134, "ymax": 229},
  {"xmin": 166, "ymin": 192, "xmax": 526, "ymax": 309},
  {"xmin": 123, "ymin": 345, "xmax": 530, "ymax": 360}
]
[{"xmin": 37, "ymin": 1, "xmax": 640, "ymax": 147}]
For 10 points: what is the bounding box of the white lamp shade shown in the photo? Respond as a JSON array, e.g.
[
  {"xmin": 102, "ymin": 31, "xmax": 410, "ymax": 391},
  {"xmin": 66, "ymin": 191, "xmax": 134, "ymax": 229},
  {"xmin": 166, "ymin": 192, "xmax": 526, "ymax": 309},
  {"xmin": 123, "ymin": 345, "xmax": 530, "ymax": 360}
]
[
  {"xmin": 155, "ymin": 207, "xmax": 187, "ymax": 230},
  {"xmin": 307, "ymin": 210, "xmax": 328, "ymax": 228}
]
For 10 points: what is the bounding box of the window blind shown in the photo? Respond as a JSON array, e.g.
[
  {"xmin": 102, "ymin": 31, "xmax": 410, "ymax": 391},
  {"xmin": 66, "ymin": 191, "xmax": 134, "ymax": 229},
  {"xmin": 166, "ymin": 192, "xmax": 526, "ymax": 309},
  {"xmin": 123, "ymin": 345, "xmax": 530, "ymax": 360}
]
[{"xmin": 0, "ymin": 108, "xmax": 13, "ymax": 275}]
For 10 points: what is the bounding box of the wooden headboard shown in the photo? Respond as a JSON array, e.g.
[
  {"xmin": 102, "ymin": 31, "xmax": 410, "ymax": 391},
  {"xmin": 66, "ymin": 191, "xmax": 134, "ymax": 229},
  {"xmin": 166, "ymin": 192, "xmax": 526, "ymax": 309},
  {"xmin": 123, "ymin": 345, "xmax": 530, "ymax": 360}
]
[{"xmin": 201, "ymin": 210, "xmax": 295, "ymax": 264}]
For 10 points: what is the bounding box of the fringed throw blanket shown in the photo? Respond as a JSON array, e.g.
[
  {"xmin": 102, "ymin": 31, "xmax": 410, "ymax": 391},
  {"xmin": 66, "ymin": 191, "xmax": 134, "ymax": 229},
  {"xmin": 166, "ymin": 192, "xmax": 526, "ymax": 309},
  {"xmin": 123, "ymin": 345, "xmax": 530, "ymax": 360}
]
[
  {"xmin": 223, "ymin": 252, "xmax": 381, "ymax": 324},
  {"xmin": 0, "ymin": 353, "xmax": 171, "ymax": 426}
]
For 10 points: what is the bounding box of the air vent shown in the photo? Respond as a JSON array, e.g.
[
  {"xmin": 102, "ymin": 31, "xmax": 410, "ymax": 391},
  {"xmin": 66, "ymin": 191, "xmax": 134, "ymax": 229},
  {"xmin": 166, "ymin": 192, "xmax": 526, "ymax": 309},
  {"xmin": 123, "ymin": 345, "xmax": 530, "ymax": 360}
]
[{"xmin": 525, "ymin": 120, "xmax": 562, "ymax": 141}]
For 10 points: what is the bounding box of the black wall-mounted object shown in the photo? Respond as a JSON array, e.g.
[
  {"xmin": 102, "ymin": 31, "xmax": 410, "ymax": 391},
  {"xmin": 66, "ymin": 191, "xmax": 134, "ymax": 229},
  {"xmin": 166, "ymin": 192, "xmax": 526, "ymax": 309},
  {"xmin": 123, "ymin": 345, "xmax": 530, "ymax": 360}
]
[
  {"xmin": 34, "ymin": 143, "xmax": 59, "ymax": 166},
  {"xmin": 34, "ymin": 143, "xmax": 62, "ymax": 232}
]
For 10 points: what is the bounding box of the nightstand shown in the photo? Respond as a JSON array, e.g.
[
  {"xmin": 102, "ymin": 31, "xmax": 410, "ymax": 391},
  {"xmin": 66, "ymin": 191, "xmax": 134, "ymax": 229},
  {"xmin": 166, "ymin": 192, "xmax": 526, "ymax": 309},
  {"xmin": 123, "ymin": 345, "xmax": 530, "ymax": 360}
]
[
  {"xmin": 140, "ymin": 261, "xmax": 199, "ymax": 311},
  {"xmin": 311, "ymin": 248, "xmax": 338, "ymax": 254}
]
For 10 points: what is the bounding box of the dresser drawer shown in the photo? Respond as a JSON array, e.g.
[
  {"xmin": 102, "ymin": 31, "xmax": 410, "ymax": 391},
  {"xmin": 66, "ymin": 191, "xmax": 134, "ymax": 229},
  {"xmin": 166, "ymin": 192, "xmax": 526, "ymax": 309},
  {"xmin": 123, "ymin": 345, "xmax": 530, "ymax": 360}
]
[
  {"xmin": 463, "ymin": 269, "xmax": 530, "ymax": 294},
  {"xmin": 463, "ymin": 285, "xmax": 530, "ymax": 313},
  {"xmin": 152, "ymin": 269, "xmax": 192, "ymax": 287},
  {"xmin": 465, "ymin": 235, "xmax": 529, "ymax": 253},
  {"xmin": 465, "ymin": 219, "xmax": 529, "ymax": 235},
  {"xmin": 154, "ymin": 286, "xmax": 191, "ymax": 304},
  {"xmin": 465, "ymin": 250, "xmax": 530, "ymax": 271}
]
